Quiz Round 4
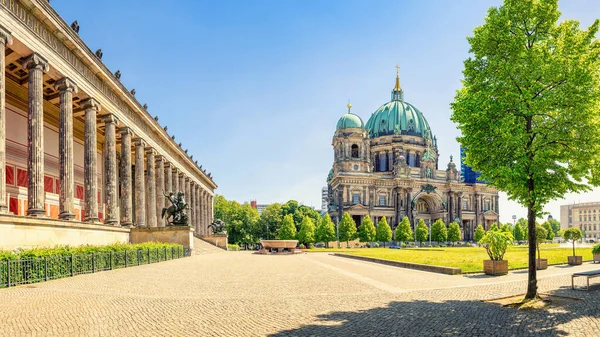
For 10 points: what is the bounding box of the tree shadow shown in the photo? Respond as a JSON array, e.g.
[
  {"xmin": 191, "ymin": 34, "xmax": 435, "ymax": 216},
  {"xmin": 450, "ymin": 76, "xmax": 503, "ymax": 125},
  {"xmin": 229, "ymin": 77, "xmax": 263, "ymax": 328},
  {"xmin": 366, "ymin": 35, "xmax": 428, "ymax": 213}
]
[{"xmin": 269, "ymin": 294, "xmax": 599, "ymax": 336}]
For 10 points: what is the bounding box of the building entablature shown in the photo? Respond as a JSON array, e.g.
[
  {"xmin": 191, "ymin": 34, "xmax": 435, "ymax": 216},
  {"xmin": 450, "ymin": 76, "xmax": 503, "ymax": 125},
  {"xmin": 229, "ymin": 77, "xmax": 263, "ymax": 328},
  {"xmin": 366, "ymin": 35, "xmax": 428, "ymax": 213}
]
[{"xmin": 0, "ymin": 0, "xmax": 215, "ymax": 192}]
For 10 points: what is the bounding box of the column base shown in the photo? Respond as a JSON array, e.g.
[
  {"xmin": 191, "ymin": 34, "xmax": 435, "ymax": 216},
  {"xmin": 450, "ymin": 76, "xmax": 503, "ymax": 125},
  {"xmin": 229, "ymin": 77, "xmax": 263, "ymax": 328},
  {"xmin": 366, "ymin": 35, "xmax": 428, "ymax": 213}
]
[
  {"xmin": 27, "ymin": 208, "xmax": 47, "ymax": 217},
  {"xmin": 85, "ymin": 217, "xmax": 101, "ymax": 224},
  {"xmin": 59, "ymin": 212, "xmax": 76, "ymax": 220},
  {"xmin": 104, "ymin": 218, "xmax": 119, "ymax": 226},
  {"xmin": 121, "ymin": 221, "xmax": 133, "ymax": 227}
]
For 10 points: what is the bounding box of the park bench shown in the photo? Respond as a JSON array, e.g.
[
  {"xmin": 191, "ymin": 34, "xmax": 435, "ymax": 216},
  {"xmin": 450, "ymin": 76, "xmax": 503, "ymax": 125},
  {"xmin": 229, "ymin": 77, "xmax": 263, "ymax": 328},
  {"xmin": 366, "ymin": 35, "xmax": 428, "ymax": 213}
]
[{"xmin": 571, "ymin": 270, "xmax": 600, "ymax": 290}]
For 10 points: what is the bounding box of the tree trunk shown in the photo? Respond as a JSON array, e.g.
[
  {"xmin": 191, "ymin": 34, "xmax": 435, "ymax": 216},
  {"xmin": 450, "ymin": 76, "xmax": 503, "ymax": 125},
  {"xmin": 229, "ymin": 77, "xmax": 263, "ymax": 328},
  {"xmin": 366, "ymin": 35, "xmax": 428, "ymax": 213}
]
[
  {"xmin": 573, "ymin": 242, "xmax": 576, "ymax": 257},
  {"xmin": 525, "ymin": 206, "xmax": 538, "ymax": 300}
]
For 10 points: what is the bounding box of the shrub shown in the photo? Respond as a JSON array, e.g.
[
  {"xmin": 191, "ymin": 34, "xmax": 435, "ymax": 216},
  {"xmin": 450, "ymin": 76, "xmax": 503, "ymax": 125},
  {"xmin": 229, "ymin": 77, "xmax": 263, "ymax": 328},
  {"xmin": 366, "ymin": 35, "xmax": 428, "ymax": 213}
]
[
  {"xmin": 415, "ymin": 219, "xmax": 428, "ymax": 244},
  {"xmin": 430, "ymin": 219, "xmax": 448, "ymax": 243},
  {"xmin": 535, "ymin": 225, "xmax": 548, "ymax": 260},
  {"xmin": 563, "ymin": 228, "xmax": 583, "ymax": 257},
  {"xmin": 358, "ymin": 216, "xmax": 376, "ymax": 243},
  {"xmin": 374, "ymin": 242, "xmax": 380, "ymax": 248},
  {"xmin": 474, "ymin": 225, "xmax": 485, "ymax": 243},
  {"xmin": 227, "ymin": 244, "xmax": 240, "ymax": 251},
  {"xmin": 592, "ymin": 244, "xmax": 600, "ymax": 255},
  {"xmin": 479, "ymin": 230, "xmax": 513, "ymax": 261},
  {"xmin": 447, "ymin": 222, "xmax": 461, "ymax": 244},
  {"xmin": 395, "ymin": 217, "xmax": 413, "ymax": 243},
  {"xmin": 308, "ymin": 243, "xmax": 314, "ymax": 249},
  {"xmin": 375, "ymin": 217, "xmax": 393, "ymax": 247},
  {"xmin": 299, "ymin": 243, "xmax": 306, "ymax": 249},
  {"xmin": 401, "ymin": 243, "xmax": 407, "ymax": 248}
]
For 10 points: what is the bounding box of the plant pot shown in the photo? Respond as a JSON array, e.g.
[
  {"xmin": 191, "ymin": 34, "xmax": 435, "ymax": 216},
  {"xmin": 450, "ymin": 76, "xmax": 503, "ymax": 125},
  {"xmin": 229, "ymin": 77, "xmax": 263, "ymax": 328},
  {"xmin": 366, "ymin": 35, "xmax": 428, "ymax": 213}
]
[
  {"xmin": 483, "ymin": 260, "xmax": 508, "ymax": 276},
  {"xmin": 594, "ymin": 254, "xmax": 600, "ymax": 264},
  {"xmin": 536, "ymin": 258, "xmax": 548, "ymax": 270},
  {"xmin": 568, "ymin": 256, "xmax": 583, "ymax": 266}
]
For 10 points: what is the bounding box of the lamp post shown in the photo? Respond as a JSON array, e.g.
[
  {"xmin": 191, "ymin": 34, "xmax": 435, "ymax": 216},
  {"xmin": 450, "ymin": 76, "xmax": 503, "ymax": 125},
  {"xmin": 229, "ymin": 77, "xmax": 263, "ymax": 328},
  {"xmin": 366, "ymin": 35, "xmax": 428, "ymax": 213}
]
[
  {"xmin": 336, "ymin": 220, "xmax": 340, "ymax": 248},
  {"xmin": 512, "ymin": 214, "xmax": 516, "ymax": 226},
  {"xmin": 428, "ymin": 220, "xmax": 432, "ymax": 247}
]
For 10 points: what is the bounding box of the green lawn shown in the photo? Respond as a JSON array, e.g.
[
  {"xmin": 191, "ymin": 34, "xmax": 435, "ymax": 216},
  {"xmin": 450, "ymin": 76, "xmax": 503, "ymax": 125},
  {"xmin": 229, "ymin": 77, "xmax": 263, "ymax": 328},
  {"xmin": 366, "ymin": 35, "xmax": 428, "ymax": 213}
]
[{"xmin": 309, "ymin": 245, "xmax": 594, "ymax": 272}]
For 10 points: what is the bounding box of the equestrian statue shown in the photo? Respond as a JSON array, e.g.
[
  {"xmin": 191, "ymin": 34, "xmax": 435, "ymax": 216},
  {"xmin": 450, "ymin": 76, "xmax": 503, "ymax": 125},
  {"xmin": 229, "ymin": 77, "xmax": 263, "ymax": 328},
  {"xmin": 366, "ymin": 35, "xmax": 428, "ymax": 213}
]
[{"xmin": 161, "ymin": 191, "xmax": 189, "ymax": 226}]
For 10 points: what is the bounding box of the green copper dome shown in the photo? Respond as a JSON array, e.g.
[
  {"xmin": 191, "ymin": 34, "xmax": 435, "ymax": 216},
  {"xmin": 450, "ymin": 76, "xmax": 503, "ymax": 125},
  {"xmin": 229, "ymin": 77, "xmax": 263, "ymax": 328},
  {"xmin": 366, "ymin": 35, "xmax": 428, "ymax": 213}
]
[
  {"xmin": 364, "ymin": 74, "xmax": 432, "ymax": 138},
  {"xmin": 336, "ymin": 104, "xmax": 364, "ymax": 130}
]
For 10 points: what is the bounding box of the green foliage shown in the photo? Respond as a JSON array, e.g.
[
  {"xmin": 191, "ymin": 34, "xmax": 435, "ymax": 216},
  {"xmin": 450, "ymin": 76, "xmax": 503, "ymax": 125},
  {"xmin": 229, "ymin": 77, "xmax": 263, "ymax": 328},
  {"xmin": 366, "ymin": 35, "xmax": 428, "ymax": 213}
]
[
  {"xmin": 395, "ymin": 217, "xmax": 413, "ymax": 243},
  {"xmin": 431, "ymin": 219, "xmax": 448, "ymax": 243},
  {"xmin": 488, "ymin": 223, "xmax": 499, "ymax": 232},
  {"xmin": 513, "ymin": 223, "xmax": 525, "ymax": 241},
  {"xmin": 227, "ymin": 244, "xmax": 240, "ymax": 251},
  {"xmin": 357, "ymin": 216, "xmax": 376, "ymax": 243},
  {"xmin": 501, "ymin": 223, "xmax": 513, "ymax": 233},
  {"xmin": 315, "ymin": 213, "xmax": 336, "ymax": 245},
  {"xmin": 542, "ymin": 221, "xmax": 555, "ymax": 240},
  {"xmin": 214, "ymin": 195, "xmax": 261, "ymax": 245},
  {"xmin": 479, "ymin": 230, "xmax": 514, "ymax": 261},
  {"xmin": 297, "ymin": 216, "xmax": 316, "ymax": 245},
  {"xmin": 563, "ymin": 227, "xmax": 583, "ymax": 257},
  {"xmin": 277, "ymin": 214, "xmax": 297, "ymax": 240},
  {"xmin": 447, "ymin": 222, "xmax": 462, "ymax": 243},
  {"xmin": 548, "ymin": 218, "xmax": 561, "ymax": 234},
  {"xmin": 375, "ymin": 217, "xmax": 393, "ymax": 246},
  {"xmin": 260, "ymin": 203, "xmax": 283, "ymax": 240},
  {"xmin": 415, "ymin": 219, "xmax": 429, "ymax": 244},
  {"xmin": 592, "ymin": 243, "xmax": 600, "ymax": 255},
  {"xmin": 474, "ymin": 225, "xmax": 485, "ymax": 243},
  {"xmin": 338, "ymin": 212, "xmax": 357, "ymax": 244}
]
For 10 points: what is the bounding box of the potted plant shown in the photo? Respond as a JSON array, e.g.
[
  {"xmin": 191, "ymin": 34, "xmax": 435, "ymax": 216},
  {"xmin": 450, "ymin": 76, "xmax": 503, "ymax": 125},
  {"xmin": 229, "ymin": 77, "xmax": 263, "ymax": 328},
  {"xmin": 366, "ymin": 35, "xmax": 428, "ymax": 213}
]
[
  {"xmin": 592, "ymin": 244, "xmax": 600, "ymax": 263},
  {"xmin": 479, "ymin": 230, "xmax": 513, "ymax": 275},
  {"xmin": 535, "ymin": 225, "xmax": 548, "ymax": 270},
  {"xmin": 563, "ymin": 228, "xmax": 583, "ymax": 265}
]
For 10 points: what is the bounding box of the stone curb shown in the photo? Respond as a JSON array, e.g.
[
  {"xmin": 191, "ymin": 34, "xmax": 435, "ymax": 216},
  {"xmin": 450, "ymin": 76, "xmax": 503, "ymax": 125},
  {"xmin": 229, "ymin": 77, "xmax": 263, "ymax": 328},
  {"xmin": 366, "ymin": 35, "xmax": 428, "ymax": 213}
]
[{"xmin": 332, "ymin": 253, "xmax": 462, "ymax": 275}]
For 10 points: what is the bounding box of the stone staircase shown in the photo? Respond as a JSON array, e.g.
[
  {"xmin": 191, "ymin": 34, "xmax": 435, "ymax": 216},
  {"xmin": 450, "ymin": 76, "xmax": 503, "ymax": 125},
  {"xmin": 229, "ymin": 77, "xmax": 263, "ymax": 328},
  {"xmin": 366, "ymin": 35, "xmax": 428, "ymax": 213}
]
[{"xmin": 193, "ymin": 237, "xmax": 226, "ymax": 255}]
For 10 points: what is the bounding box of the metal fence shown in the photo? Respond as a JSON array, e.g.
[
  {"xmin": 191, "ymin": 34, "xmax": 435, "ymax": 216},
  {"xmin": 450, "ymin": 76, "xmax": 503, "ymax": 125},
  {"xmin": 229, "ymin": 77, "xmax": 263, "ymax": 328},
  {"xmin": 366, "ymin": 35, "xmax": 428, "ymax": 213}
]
[{"xmin": 0, "ymin": 246, "xmax": 191, "ymax": 288}]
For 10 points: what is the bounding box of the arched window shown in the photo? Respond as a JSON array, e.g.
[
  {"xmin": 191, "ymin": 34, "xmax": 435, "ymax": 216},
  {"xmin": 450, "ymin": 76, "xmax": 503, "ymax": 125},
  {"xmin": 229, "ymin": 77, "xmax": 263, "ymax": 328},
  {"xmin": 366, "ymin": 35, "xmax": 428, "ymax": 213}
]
[
  {"xmin": 351, "ymin": 144, "xmax": 359, "ymax": 158},
  {"xmin": 379, "ymin": 153, "xmax": 387, "ymax": 172}
]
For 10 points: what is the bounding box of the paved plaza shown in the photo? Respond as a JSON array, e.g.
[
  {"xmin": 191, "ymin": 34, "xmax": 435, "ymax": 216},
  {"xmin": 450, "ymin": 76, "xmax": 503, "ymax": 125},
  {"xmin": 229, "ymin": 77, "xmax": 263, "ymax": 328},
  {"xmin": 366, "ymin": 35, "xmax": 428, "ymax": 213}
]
[{"xmin": 1, "ymin": 239, "xmax": 600, "ymax": 336}]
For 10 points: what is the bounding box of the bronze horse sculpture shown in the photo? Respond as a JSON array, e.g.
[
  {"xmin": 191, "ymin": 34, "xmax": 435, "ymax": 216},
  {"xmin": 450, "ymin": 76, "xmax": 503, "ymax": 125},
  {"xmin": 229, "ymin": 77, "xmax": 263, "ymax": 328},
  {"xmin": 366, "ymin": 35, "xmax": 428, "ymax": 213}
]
[{"xmin": 161, "ymin": 191, "xmax": 189, "ymax": 226}]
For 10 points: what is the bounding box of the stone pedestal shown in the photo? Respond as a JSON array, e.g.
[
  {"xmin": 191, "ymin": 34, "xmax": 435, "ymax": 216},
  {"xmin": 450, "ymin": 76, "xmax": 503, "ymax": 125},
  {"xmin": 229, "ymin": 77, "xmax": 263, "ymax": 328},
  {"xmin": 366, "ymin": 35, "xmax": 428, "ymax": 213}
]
[{"xmin": 130, "ymin": 226, "xmax": 194, "ymax": 249}]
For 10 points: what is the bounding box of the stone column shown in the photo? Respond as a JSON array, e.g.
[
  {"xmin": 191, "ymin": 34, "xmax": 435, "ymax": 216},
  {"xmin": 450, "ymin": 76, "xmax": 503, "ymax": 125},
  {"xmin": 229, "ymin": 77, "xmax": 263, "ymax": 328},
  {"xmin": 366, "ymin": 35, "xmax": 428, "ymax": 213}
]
[
  {"xmin": 179, "ymin": 173, "xmax": 184, "ymax": 197},
  {"xmin": 194, "ymin": 186, "xmax": 200, "ymax": 234},
  {"xmin": 133, "ymin": 138, "xmax": 146, "ymax": 227},
  {"xmin": 119, "ymin": 127, "xmax": 133, "ymax": 226},
  {"xmin": 203, "ymin": 190, "xmax": 208, "ymax": 231},
  {"xmin": 0, "ymin": 27, "xmax": 12, "ymax": 213},
  {"xmin": 23, "ymin": 53, "xmax": 49, "ymax": 216},
  {"xmin": 448, "ymin": 190, "xmax": 453, "ymax": 224},
  {"xmin": 145, "ymin": 148, "xmax": 157, "ymax": 227},
  {"xmin": 208, "ymin": 194, "xmax": 213, "ymax": 227},
  {"xmin": 81, "ymin": 98, "xmax": 101, "ymax": 222},
  {"xmin": 185, "ymin": 177, "xmax": 191, "ymax": 220},
  {"xmin": 55, "ymin": 78, "xmax": 78, "ymax": 219},
  {"xmin": 102, "ymin": 114, "xmax": 119, "ymax": 225},
  {"xmin": 164, "ymin": 162, "xmax": 172, "ymax": 205},
  {"xmin": 155, "ymin": 154, "xmax": 165, "ymax": 226},
  {"xmin": 189, "ymin": 182, "xmax": 195, "ymax": 232},
  {"xmin": 172, "ymin": 168, "xmax": 180, "ymax": 194}
]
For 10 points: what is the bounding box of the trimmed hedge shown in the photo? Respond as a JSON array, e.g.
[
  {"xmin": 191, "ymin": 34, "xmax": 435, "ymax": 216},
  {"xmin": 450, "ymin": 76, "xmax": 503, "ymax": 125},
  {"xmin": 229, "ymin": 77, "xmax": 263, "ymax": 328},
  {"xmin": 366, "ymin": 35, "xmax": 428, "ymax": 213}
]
[{"xmin": 1, "ymin": 242, "xmax": 186, "ymax": 288}]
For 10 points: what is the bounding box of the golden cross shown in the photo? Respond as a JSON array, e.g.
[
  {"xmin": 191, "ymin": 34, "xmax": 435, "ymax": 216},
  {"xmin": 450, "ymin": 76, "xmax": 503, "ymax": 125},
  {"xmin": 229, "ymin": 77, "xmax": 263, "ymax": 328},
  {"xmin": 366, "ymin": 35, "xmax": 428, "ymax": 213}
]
[{"xmin": 395, "ymin": 64, "xmax": 400, "ymax": 76}]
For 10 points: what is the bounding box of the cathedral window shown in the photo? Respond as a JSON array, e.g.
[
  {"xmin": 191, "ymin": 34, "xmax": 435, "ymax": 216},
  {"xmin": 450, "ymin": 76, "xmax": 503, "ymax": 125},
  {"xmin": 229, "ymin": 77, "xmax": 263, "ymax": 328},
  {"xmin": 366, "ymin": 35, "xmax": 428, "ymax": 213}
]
[
  {"xmin": 484, "ymin": 200, "xmax": 490, "ymax": 211},
  {"xmin": 463, "ymin": 200, "xmax": 468, "ymax": 210},
  {"xmin": 409, "ymin": 153, "xmax": 416, "ymax": 167},
  {"xmin": 379, "ymin": 154, "xmax": 387, "ymax": 172},
  {"xmin": 351, "ymin": 144, "xmax": 359, "ymax": 158},
  {"xmin": 379, "ymin": 195, "xmax": 386, "ymax": 206},
  {"xmin": 352, "ymin": 193, "xmax": 360, "ymax": 205}
]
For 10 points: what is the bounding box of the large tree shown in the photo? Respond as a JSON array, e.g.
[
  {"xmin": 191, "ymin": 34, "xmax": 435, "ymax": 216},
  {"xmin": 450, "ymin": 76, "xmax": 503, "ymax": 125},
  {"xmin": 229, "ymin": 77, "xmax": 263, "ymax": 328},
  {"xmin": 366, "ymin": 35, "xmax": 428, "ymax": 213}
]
[
  {"xmin": 315, "ymin": 213, "xmax": 336, "ymax": 247},
  {"xmin": 375, "ymin": 217, "xmax": 393, "ymax": 247},
  {"xmin": 474, "ymin": 225, "xmax": 486, "ymax": 243},
  {"xmin": 542, "ymin": 221, "xmax": 555, "ymax": 240},
  {"xmin": 338, "ymin": 212, "xmax": 357, "ymax": 247},
  {"xmin": 277, "ymin": 214, "xmax": 296, "ymax": 240},
  {"xmin": 260, "ymin": 203, "xmax": 283, "ymax": 240},
  {"xmin": 513, "ymin": 222, "xmax": 525, "ymax": 241},
  {"xmin": 415, "ymin": 219, "xmax": 429, "ymax": 245},
  {"xmin": 395, "ymin": 217, "xmax": 414, "ymax": 243},
  {"xmin": 358, "ymin": 216, "xmax": 376, "ymax": 244},
  {"xmin": 451, "ymin": 0, "xmax": 600, "ymax": 300},
  {"xmin": 548, "ymin": 218, "xmax": 561, "ymax": 234}
]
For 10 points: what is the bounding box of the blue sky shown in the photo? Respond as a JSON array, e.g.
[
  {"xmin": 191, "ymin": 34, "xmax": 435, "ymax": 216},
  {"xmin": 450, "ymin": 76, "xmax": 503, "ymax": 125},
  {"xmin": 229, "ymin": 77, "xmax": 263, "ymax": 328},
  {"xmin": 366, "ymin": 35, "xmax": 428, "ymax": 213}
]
[{"xmin": 53, "ymin": 0, "xmax": 600, "ymax": 223}]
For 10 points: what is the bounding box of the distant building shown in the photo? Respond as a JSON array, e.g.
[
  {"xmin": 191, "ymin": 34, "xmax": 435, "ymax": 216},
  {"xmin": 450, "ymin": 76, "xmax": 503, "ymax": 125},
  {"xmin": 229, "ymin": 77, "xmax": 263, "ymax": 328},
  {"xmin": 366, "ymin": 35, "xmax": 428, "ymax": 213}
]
[
  {"xmin": 460, "ymin": 147, "xmax": 483, "ymax": 184},
  {"xmin": 560, "ymin": 202, "xmax": 600, "ymax": 239},
  {"xmin": 321, "ymin": 187, "xmax": 328, "ymax": 213},
  {"xmin": 250, "ymin": 200, "xmax": 269, "ymax": 215}
]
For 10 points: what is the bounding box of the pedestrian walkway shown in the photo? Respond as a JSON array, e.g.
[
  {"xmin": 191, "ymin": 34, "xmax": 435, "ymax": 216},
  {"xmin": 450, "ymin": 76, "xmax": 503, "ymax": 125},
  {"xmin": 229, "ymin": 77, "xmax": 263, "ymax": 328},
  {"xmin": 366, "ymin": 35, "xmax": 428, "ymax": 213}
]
[{"xmin": 0, "ymin": 248, "xmax": 598, "ymax": 336}]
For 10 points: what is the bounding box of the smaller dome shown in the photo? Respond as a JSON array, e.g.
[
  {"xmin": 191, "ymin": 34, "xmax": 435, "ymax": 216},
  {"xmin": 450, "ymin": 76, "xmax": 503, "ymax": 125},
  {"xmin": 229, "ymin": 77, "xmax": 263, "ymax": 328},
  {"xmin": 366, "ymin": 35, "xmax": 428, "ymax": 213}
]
[{"xmin": 336, "ymin": 113, "xmax": 364, "ymax": 130}]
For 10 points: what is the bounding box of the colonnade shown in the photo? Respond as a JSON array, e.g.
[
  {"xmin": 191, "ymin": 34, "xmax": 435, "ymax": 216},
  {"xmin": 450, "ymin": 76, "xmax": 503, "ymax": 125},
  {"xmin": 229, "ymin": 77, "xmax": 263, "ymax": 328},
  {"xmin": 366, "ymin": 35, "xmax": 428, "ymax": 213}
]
[{"xmin": 0, "ymin": 27, "xmax": 213, "ymax": 234}]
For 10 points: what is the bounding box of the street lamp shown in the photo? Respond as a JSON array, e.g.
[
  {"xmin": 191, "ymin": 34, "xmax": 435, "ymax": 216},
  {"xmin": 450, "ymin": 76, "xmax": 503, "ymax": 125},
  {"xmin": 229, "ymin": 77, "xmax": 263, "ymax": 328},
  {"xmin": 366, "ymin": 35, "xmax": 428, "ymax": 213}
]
[{"xmin": 512, "ymin": 214, "xmax": 516, "ymax": 226}]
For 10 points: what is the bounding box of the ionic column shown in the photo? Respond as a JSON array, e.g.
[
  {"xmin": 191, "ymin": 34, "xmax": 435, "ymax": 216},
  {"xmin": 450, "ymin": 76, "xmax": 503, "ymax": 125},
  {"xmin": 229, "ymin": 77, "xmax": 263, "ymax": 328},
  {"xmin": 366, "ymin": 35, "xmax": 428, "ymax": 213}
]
[
  {"xmin": 102, "ymin": 114, "xmax": 119, "ymax": 225},
  {"xmin": 133, "ymin": 138, "xmax": 146, "ymax": 226},
  {"xmin": 165, "ymin": 162, "xmax": 172, "ymax": 203},
  {"xmin": 119, "ymin": 127, "xmax": 133, "ymax": 225},
  {"xmin": 145, "ymin": 148, "xmax": 157, "ymax": 227},
  {"xmin": 189, "ymin": 182, "xmax": 195, "ymax": 231},
  {"xmin": 155, "ymin": 154, "xmax": 165, "ymax": 226},
  {"xmin": 55, "ymin": 78, "xmax": 78, "ymax": 219},
  {"xmin": 81, "ymin": 98, "xmax": 101, "ymax": 222},
  {"xmin": 172, "ymin": 168, "xmax": 180, "ymax": 194},
  {"xmin": 0, "ymin": 27, "xmax": 12, "ymax": 213},
  {"xmin": 23, "ymin": 53, "xmax": 49, "ymax": 216}
]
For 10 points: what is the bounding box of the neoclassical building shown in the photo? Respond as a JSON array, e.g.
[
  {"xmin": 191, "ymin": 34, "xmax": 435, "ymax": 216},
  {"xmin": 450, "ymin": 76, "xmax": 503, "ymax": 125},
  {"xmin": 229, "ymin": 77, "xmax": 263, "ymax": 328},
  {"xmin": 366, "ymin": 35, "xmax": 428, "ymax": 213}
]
[
  {"xmin": 0, "ymin": 0, "xmax": 216, "ymax": 247},
  {"xmin": 327, "ymin": 70, "xmax": 499, "ymax": 240}
]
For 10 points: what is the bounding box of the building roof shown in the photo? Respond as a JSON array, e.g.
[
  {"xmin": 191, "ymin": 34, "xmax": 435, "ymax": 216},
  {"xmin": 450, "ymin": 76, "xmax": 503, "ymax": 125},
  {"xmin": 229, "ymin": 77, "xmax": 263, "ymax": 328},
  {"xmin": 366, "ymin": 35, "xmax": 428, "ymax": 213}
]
[{"xmin": 336, "ymin": 103, "xmax": 364, "ymax": 130}]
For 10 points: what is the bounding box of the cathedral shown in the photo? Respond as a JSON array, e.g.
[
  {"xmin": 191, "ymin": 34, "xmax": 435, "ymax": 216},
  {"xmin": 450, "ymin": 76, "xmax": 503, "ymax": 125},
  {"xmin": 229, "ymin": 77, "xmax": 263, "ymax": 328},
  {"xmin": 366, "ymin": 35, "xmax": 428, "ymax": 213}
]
[{"xmin": 327, "ymin": 69, "xmax": 499, "ymax": 240}]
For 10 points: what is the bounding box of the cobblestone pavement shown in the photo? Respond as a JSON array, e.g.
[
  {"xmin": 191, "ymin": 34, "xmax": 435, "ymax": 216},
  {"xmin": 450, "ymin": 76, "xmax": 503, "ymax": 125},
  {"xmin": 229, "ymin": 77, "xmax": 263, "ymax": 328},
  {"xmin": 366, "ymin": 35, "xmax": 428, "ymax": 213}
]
[{"xmin": 1, "ymin": 239, "xmax": 599, "ymax": 336}]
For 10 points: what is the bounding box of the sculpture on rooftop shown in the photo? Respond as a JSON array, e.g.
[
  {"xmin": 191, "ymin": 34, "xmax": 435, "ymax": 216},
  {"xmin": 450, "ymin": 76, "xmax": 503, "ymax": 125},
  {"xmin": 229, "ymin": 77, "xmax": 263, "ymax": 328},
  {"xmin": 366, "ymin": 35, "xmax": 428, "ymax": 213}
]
[
  {"xmin": 161, "ymin": 191, "xmax": 189, "ymax": 226},
  {"xmin": 71, "ymin": 21, "xmax": 79, "ymax": 33},
  {"xmin": 115, "ymin": 70, "xmax": 121, "ymax": 79},
  {"xmin": 95, "ymin": 49, "xmax": 102, "ymax": 59},
  {"xmin": 130, "ymin": 89, "xmax": 136, "ymax": 96},
  {"xmin": 143, "ymin": 103, "xmax": 148, "ymax": 109}
]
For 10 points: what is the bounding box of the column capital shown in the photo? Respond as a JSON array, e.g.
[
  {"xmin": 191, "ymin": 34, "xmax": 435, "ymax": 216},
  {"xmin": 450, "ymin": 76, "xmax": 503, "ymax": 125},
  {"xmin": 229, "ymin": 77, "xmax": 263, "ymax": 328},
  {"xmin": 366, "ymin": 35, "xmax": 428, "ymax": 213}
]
[
  {"xmin": 101, "ymin": 113, "xmax": 118, "ymax": 124},
  {"xmin": 0, "ymin": 25, "xmax": 12, "ymax": 45},
  {"xmin": 54, "ymin": 77, "xmax": 78, "ymax": 93},
  {"xmin": 22, "ymin": 53, "xmax": 49, "ymax": 72},
  {"xmin": 118, "ymin": 126, "xmax": 133, "ymax": 136},
  {"xmin": 81, "ymin": 97, "xmax": 101, "ymax": 112},
  {"xmin": 164, "ymin": 161, "xmax": 172, "ymax": 169},
  {"xmin": 145, "ymin": 147, "xmax": 156, "ymax": 156},
  {"xmin": 132, "ymin": 137, "xmax": 146, "ymax": 147},
  {"xmin": 155, "ymin": 154, "xmax": 164, "ymax": 162}
]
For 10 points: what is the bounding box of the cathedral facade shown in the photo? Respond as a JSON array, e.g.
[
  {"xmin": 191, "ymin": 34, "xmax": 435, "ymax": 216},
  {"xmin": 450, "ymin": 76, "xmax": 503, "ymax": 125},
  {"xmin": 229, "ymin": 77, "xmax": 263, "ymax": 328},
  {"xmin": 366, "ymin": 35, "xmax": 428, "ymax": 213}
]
[{"xmin": 327, "ymin": 71, "xmax": 499, "ymax": 240}]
